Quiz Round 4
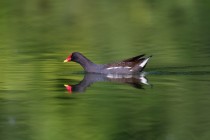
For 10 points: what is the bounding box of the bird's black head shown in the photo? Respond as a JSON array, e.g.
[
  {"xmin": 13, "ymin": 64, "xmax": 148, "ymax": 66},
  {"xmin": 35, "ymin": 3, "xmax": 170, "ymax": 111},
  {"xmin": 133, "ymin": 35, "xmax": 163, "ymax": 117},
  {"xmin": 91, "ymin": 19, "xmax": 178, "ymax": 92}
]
[{"xmin": 64, "ymin": 52, "xmax": 82, "ymax": 62}]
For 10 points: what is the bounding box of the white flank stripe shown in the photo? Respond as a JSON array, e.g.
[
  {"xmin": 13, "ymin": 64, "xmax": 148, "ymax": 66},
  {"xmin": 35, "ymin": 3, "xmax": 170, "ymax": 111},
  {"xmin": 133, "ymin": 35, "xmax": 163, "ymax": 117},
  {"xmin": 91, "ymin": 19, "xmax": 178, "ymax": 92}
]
[
  {"xmin": 139, "ymin": 58, "xmax": 150, "ymax": 67},
  {"xmin": 124, "ymin": 66, "xmax": 131, "ymax": 69},
  {"xmin": 106, "ymin": 66, "xmax": 131, "ymax": 70}
]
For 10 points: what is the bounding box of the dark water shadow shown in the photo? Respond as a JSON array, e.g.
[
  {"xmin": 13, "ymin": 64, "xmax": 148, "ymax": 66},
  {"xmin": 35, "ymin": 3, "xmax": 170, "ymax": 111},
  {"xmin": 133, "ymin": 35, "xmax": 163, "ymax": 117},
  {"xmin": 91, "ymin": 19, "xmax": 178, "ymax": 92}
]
[
  {"xmin": 149, "ymin": 65, "xmax": 210, "ymax": 75},
  {"xmin": 62, "ymin": 73, "xmax": 151, "ymax": 93},
  {"xmin": 150, "ymin": 64, "xmax": 210, "ymax": 70},
  {"xmin": 149, "ymin": 71, "xmax": 210, "ymax": 75}
]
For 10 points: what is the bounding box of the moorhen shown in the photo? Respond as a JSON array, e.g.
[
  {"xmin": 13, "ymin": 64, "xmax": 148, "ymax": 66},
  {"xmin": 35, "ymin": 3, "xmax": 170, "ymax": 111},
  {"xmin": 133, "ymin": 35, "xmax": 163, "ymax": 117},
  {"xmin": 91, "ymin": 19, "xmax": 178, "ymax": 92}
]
[{"xmin": 64, "ymin": 52, "xmax": 151, "ymax": 74}]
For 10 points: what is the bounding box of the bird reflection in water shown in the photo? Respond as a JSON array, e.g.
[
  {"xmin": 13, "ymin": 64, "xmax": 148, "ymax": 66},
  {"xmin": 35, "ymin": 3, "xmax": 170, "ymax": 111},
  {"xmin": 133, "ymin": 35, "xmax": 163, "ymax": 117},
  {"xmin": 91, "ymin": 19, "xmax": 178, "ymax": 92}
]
[{"xmin": 64, "ymin": 73, "xmax": 151, "ymax": 93}]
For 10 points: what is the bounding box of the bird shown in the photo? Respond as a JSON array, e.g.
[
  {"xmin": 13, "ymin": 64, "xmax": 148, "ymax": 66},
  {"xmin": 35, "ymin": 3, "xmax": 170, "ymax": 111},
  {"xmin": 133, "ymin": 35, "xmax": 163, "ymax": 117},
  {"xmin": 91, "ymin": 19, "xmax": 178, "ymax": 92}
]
[{"xmin": 64, "ymin": 52, "xmax": 151, "ymax": 74}]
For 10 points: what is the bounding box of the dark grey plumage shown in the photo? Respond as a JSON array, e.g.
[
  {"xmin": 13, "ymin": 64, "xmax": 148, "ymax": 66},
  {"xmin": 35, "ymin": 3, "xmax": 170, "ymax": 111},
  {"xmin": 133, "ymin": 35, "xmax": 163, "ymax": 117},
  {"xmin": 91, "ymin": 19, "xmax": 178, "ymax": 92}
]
[{"xmin": 65, "ymin": 52, "xmax": 151, "ymax": 74}]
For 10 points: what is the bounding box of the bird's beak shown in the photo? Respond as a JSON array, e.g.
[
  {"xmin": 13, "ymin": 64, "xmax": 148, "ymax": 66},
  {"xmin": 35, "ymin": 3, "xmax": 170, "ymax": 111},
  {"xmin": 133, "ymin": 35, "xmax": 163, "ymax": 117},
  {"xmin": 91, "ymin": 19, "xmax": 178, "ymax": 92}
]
[
  {"xmin": 64, "ymin": 55, "xmax": 71, "ymax": 62},
  {"xmin": 64, "ymin": 84, "xmax": 72, "ymax": 93}
]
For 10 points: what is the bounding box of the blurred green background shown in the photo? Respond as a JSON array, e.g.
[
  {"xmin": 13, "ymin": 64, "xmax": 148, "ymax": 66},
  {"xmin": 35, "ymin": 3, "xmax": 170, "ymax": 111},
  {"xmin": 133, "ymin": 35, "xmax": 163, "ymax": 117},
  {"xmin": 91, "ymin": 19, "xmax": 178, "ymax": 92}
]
[{"xmin": 1, "ymin": 0, "xmax": 210, "ymax": 140}]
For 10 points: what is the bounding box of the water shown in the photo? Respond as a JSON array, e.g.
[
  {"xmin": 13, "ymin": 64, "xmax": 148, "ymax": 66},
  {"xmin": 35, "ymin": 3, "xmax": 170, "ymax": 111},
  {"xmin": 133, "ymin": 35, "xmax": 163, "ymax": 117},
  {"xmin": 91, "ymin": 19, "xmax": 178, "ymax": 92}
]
[{"xmin": 1, "ymin": 1, "xmax": 210, "ymax": 140}]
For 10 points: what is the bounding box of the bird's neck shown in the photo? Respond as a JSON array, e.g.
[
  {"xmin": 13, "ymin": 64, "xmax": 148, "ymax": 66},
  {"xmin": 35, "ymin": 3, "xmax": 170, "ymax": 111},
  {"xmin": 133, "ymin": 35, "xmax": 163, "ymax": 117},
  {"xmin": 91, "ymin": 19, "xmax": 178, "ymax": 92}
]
[{"xmin": 76, "ymin": 55, "xmax": 97, "ymax": 72}]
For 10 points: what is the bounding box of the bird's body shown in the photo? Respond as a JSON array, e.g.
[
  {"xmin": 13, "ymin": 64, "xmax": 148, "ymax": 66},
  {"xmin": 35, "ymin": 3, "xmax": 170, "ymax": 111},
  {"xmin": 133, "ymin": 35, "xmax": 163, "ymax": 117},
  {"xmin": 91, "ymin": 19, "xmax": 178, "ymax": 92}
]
[{"xmin": 64, "ymin": 52, "xmax": 151, "ymax": 74}]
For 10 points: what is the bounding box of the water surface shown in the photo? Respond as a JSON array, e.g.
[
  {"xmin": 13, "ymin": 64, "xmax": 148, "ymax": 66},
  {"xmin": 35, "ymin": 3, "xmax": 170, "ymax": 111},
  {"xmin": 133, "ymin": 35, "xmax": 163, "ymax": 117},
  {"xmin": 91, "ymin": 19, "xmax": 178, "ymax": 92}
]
[{"xmin": 1, "ymin": 1, "xmax": 210, "ymax": 140}]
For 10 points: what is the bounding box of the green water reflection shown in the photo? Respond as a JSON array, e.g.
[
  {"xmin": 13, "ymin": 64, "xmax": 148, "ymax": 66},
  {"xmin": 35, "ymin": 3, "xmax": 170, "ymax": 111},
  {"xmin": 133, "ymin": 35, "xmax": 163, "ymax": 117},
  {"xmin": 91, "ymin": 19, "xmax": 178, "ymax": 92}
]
[{"xmin": 1, "ymin": 0, "xmax": 210, "ymax": 140}]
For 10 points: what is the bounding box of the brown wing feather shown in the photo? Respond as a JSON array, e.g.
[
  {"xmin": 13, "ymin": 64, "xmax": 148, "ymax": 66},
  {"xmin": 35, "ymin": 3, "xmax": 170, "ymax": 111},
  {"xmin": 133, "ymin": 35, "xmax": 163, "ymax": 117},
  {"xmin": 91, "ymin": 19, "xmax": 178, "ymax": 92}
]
[
  {"xmin": 107, "ymin": 61, "xmax": 137, "ymax": 68},
  {"xmin": 106, "ymin": 54, "xmax": 145, "ymax": 68},
  {"xmin": 122, "ymin": 54, "xmax": 145, "ymax": 62}
]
